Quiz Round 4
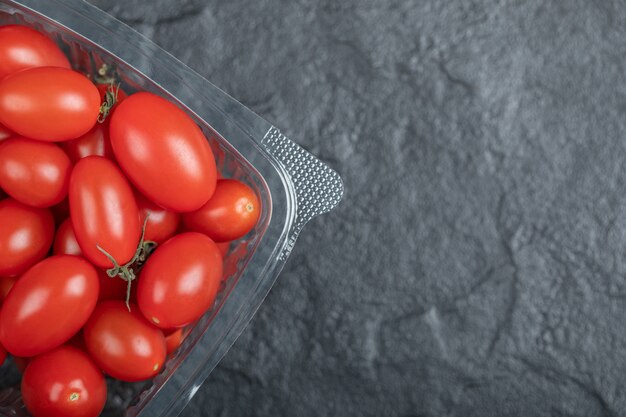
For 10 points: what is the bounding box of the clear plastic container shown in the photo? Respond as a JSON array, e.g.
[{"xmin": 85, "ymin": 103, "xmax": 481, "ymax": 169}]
[{"xmin": 0, "ymin": 0, "xmax": 343, "ymax": 416}]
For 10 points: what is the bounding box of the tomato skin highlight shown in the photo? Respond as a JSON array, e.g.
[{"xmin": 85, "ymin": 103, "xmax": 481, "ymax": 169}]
[
  {"xmin": 0, "ymin": 25, "xmax": 70, "ymax": 79},
  {"xmin": 53, "ymin": 218, "xmax": 82, "ymax": 256},
  {"xmin": 0, "ymin": 137, "xmax": 72, "ymax": 207},
  {"xmin": 136, "ymin": 192, "xmax": 180, "ymax": 244},
  {"xmin": 0, "ymin": 199, "xmax": 54, "ymax": 277},
  {"xmin": 110, "ymin": 92, "xmax": 217, "ymax": 212},
  {"xmin": 69, "ymin": 156, "xmax": 141, "ymax": 268},
  {"xmin": 21, "ymin": 346, "xmax": 106, "ymax": 417},
  {"xmin": 0, "ymin": 255, "xmax": 99, "ymax": 357},
  {"xmin": 138, "ymin": 232, "xmax": 223, "ymax": 329},
  {"xmin": 183, "ymin": 179, "xmax": 260, "ymax": 242},
  {"xmin": 83, "ymin": 300, "xmax": 166, "ymax": 382},
  {"xmin": 0, "ymin": 67, "xmax": 101, "ymax": 141}
]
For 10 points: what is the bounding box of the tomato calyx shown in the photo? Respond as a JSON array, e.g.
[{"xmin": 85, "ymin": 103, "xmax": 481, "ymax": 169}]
[
  {"xmin": 97, "ymin": 82, "xmax": 120, "ymax": 124},
  {"xmin": 96, "ymin": 216, "xmax": 157, "ymax": 310}
]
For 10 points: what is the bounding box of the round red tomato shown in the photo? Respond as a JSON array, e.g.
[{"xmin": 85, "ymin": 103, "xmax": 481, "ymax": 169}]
[
  {"xmin": 0, "ymin": 199, "xmax": 54, "ymax": 276},
  {"xmin": 60, "ymin": 122, "xmax": 114, "ymax": 163},
  {"xmin": 69, "ymin": 156, "xmax": 141, "ymax": 268},
  {"xmin": 136, "ymin": 192, "xmax": 180, "ymax": 244},
  {"xmin": 109, "ymin": 92, "xmax": 217, "ymax": 212},
  {"xmin": 183, "ymin": 179, "xmax": 260, "ymax": 242},
  {"xmin": 0, "ymin": 25, "xmax": 70, "ymax": 79},
  {"xmin": 83, "ymin": 300, "xmax": 166, "ymax": 382},
  {"xmin": 0, "ymin": 255, "xmax": 99, "ymax": 357},
  {"xmin": 0, "ymin": 67, "xmax": 101, "ymax": 141},
  {"xmin": 22, "ymin": 346, "xmax": 106, "ymax": 417},
  {"xmin": 53, "ymin": 218, "xmax": 82, "ymax": 256},
  {"xmin": 138, "ymin": 232, "xmax": 222, "ymax": 329},
  {"xmin": 97, "ymin": 269, "xmax": 129, "ymax": 302},
  {"xmin": 0, "ymin": 137, "xmax": 72, "ymax": 207}
]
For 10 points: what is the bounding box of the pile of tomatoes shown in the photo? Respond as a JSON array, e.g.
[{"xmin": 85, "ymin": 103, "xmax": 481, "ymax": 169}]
[{"xmin": 0, "ymin": 25, "xmax": 260, "ymax": 417}]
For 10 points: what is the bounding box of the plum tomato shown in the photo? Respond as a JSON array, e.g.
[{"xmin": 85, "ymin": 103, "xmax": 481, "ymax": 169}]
[
  {"xmin": 0, "ymin": 276, "xmax": 16, "ymax": 303},
  {"xmin": 53, "ymin": 218, "xmax": 82, "ymax": 256},
  {"xmin": 60, "ymin": 122, "xmax": 115, "ymax": 163},
  {"xmin": 0, "ymin": 255, "xmax": 99, "ymax": 357},
  {"xmin": 0, "ymin": 199, "xmax": 54, "ymax": 277},
  {"xmin": 136, "ymin": 192, "xmax": 180, "ymax": 244},
  {"xmin": 0, "ymin": 137, "xmax": 72, "ymax": 207}
]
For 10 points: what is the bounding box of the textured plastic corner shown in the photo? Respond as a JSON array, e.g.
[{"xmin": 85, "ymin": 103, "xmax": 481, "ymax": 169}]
[{"xmin": 262, "ymin": 127, "xmax": 344, "ymax": 260}]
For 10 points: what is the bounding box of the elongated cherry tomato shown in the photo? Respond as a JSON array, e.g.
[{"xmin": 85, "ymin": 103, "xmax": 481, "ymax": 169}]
[
  {"xmin": 138, "ymin": 232, "xmax": 222, "ymax": 329},
  {"xmin": 136, "ymin": 192, "xmax": 180, "ymax": 244},
  {"xmin": 0, "ymin": 123, "xmax": 12, "ymax": 142},
  {"xmin": 0, "ymin": 276, "xmax": 16, "ymax": 303},
  {"xmin": 0, "ymin": 67, "xmax": 101, "ymax": 141},
  {"xmin": 0, "ymin": 342, "xmax": 5, "ymax": 367},
  {"xmin": 183, "ymin": 179, "xmax": 260, "ymax": 242},
  {"xmin": 165, "ymin": 328, "xmax": 185, "ymax": 355},
  {"xmin": 0, "ymin": 25, "xmax": 70, "ymax": 79},
  {"xmin": 83, "ymin": 300, "xmax": 166, "ymax": 382},
  {"xmin": 60, "ymin": 122, "xmax": 114, "ymax": 163},
  {"xmin": 22, "ymin": 346, "xmax": 106, "ymax": 417},
  {"xmin": 0, "ymin": 255, "xmax": 99, "ymax": 357},
  {"xmin": 110, "ymin": 92, "xmax": 217, "ymax": 212},
  {"xmin": 0, "ymin": 199, "xmax": 54, "ymax": 276},
  {"xmin": 69, "ymin": 156, "xmax": 141, "ymax": 268},
  {"xmin": 53, "ymin": 218, "xmax": 81, "ymax": 256},
  {"xmin": 0, "ymin": 137, "xmax": 72, "ymax": 207},
  {"xmin": 97, "ymin": 269, "xmax": 128, "ymax": 302},
  {"xmin": 216, "ymin": 241, "xmax": 230, "ymax": 257}
]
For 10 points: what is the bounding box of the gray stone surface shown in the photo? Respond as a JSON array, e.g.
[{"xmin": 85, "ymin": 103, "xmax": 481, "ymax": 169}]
[{"xmin": 84, "ymin": 1, "xmax": 626, "ymax": 416}]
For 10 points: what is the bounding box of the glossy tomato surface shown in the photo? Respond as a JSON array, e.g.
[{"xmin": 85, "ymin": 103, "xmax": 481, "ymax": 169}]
[
  {"xmin": 22, "ymin": 346, "xmax": 106, "ymax": 417},
  {"xmin": 0, "ymin": 123, "xmax": 12, "ymax": 142},
  {"xmin": 165, "ymin": 328, "xmax": 185, "ymax": 355},
  {"xmin": 83, "ymin": 300, "xmax": 166, "ymax": 382},
  {"xmin": 0, "ymin": 199, "xmax": 54, "ymax": 276},
  {"xmin": 0, "ymin": 25, "xmax": 70, "ymax": 79},
  {"xmin": 0, "ymin": 255, "xmax": 99, "ymax": 357},
  {"xmin": 110, "ymin": 92, "xmax": 217, "ymax": 212},
  {"xmin": 0, "ymin": 137, "xmax": 72, "ymax": 207},
  {"xmin": 0, "ymin": 67, "xmax": 101, "ymax": 141},
  {"xmin": 53, "ymin": 218, "xmax": 82, "ymax": 256},
  {"xmin": 183, "ymin": 179, "xmax": 261, "ymax": 242},
  {"xmin": 69, "ymin": 156, "xmax": 141, "ymax": 268},
  {"xmin": 138, "ymin": 232, "xmax": 223, "ymax": 329},
  {"xmin": 60, "ymin": 122, "xmax": 114, "ymax": 163},
  {"xmin": 136, "ymin": 192, "xmax": 180, "ymax": 244}
]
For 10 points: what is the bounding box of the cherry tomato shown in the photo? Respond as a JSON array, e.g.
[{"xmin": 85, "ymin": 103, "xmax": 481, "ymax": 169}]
[
  {"xmin": 136, "ymin": 192, "xmax": 180, "ymax": 244},
  {"xmin": 0, "ymin": 342, "xmax": 5, "ymax": 367},
  {"xmin": 0, "ymin": 137, "xmax": 72, "ymax": 207},
  {"xmin": 13, "ymin": 356, "xmax": 29, "ymax": 373},
  {"xmin": 22, "ymin": 346, "xmax": 106, "ymax": 417},
  {"xmin": 0, "ymin": 199, "xmax": 54, "ymax": 277},
  {"xmin": 0, "ymin": 25, "xmax": 70, "ymax": 79},
  {"xmin": 0, "ymin": 122, "xmax": 12, "ymax": 142},
  {"xmin": 60, "ymin": 122, "xmax": 114, "ymax": 163},
  {"xmin": 183, "ymin": 179, "xmax": 260, "ymax": 242},
  {"xmin": 0, "ymin": 67, "xmax": 101, "ymax": 141},
  {"xmin": 110, "ymin": 92, "xmax": 217, "ymax": 212},
  {"xmin": 138, "ymin": 232, "xmax": 222, "ymax": 329},
  {"xmin": 216, "ymin": 241, "xmax": 230, "ymax": 257},
  {"xmin": 165, "ymin": 328, "xmax": 185, "ymax": 355},
  {"xmin": 97, "ymin": 269, "xmax": 128, "ymax": 302},
  {"xmin": 69, "ymin": 156, "xmax": 141, "ymax": 268},
  {"xmin": 83, "ymin": 300, "xmax": 166, "ymax": 382},
  {"xmin": 0, "ymin": 255, "xmax": 99, "ymax": 357},
  {"xmin": 50, "ymin": 198, "xmax": 70, "ymax": 226},
  {"xmin": 0, "ymin": 276, "xmax": 16, "ymax": 303},
  {"xmin": 53, "ymin": 218, "xmax": 82, "ymax": 256}
]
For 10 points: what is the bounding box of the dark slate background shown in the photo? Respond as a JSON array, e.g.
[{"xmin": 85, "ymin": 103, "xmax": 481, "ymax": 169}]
[{"xmin": 87, "ymin": 1, "xmax": 626, "ymax": 416}]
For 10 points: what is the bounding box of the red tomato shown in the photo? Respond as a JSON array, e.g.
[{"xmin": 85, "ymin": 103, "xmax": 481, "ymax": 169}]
[
  {"xmin": 165, "ymin": 328, "xmax": 185, "ymax": 355},
  {"xmin": 97, "ymin": 269, "xmax": 128, "ymax": 302},
  {"xmin": 50, "ymin": 198, "xmax": 70, "ymax": 226},
  {"xmin": 83, "ymin": 300, "xmax": 166, "ymax": 382},
  {"xmin": 0, "ymin": 137, "xmax": 72, "ymax": 207},
  {"xmin": 138, "ymin": 232, "xmax": 222, "ymax": 328},
  {"xmin": 183, "ymin": 179, "xmax": 260, "ymax": 242},
  {"xmin": 0, "ymin": 342, "xmax": 5, "ymax": 367},
  {"xmin": 69, "ymin": 156, "xmax": 141, "ymax": 268},
  {"xmin": 136, "ymin": 192, "xmax": 180, "ymax": 244},
  {"xmin": 0, "ymin": 25, "xmax": 70, "ymax": 79},
  {"xmin": 0, "ymin": 67, "xmax": 101, "ymax": 141},
  {"xmin": 0, "ymin": 122, "xmax": 12, "ymax": 142},
  {"xmin": 60, "ymin": 122, "xmax": 114, "ymax": 163},
  {"xmin": 0, "ymin": 255, "xmax": 99, "ymax": 357},
  {"xmin": 22, "ymin": 346, "xmax": 106, "ymax": 417},
  {"xmin": 110, "ymin": 92, "xmax": 217, "ymax": 212},
  {"xmin": 216, "ymin": 241, "xmax": 230, "ymax": 257},
  {"xmin": 53, "ymin": 218, "xmax": 82, "ymax": 256},
  {"xmin": 0, "ymin": 276, "xmax": 16, "ymax": 303},
  {"xmin": 13, "ymin": 356, "xmax": 29, "ymax": 373},
  {"xmin": 0, "ymin": 199, "xmax": 54, "ymax": 276}
]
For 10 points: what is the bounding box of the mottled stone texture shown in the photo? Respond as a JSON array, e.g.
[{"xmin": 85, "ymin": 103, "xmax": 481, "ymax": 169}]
[{"xmin": 86, "ymin": 1, "xmax": 626, "ymax": 416}]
